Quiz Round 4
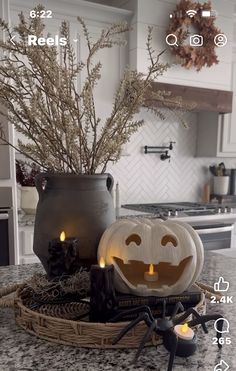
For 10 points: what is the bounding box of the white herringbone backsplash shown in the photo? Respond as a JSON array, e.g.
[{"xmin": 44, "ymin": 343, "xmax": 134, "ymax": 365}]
[{"xmin": 108, "ymin": 110, "xmax": 236, "ymax": 205}]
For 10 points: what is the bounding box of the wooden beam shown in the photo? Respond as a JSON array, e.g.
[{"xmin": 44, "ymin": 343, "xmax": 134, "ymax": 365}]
[{"xmin": 144, "ymin": 82, "xmax": 233, "ymax": 113}]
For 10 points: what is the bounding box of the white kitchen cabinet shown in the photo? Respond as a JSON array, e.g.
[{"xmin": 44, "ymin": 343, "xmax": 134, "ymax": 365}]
[
  {"xmin": 196, "ymin": 59, "xmax": 236, "ymax": 157},
  {"xmin": 18, "ymin": 226, "xmax": 40, "ymax": 264}
]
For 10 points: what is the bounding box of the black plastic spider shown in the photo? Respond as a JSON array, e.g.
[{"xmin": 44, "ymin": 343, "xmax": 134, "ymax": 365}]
[{"xmin": 110, "ymin": 302, "xmax": 224, "ymax": 371}]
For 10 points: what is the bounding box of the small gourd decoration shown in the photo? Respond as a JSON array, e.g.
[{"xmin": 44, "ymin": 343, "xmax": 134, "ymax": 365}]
[{"xmin": 98, "ymin": 219, "xmax": 204, "ymax": 297}]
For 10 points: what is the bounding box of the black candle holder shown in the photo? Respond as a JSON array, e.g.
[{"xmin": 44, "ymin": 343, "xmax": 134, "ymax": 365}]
[
  {"xmin": 89, "ymin": 263, "xmax": 117, "ymax": 322},
  {"xmin": 163, "ymin": 330, "xmax": 197, "ymax": 358}
]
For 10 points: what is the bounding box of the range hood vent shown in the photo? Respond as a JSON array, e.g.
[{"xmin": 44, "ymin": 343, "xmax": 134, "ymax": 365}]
[{"xmin": 144, "ymin": 82, "xmax": 233, "ymax": 113}]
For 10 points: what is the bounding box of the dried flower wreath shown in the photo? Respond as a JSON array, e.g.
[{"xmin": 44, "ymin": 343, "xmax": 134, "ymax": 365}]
[{"xmin": 167, "ymin": 0, "xmax": 222, "ymax": 71}]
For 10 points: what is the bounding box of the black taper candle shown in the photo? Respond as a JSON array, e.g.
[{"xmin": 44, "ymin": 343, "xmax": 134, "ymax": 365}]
[
  {"xmin": 90, "ymin": 262, "xmax": 117, "ymax": 322},
  {"xmin": 47, "ymin": 232, "xmax": 80, "ymax": 279}
]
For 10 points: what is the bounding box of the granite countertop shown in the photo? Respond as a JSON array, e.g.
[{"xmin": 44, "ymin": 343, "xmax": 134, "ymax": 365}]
[
  {"xmin": 18, "ymin": 213, "xmax": 35, "ymax": 227},
  {"xmin": 18, "ymin": 208, "xmax": 155, "ymax": 228},
  {"xmin": 18, "ymin": 203, "xmax": 236, "ymax": 228},
  {"xmin": 1, "ymin": 252, "xmax": 236, "ymax": 371},
  {"xmin": 116, "ymin": 208, "xmax": 155, "ymax": 219}
]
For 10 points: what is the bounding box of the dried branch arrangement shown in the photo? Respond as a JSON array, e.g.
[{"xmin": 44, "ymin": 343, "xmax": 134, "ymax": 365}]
[{"xmin": 0, "ymin": 6, "xmax": 187, "ymax": 174}]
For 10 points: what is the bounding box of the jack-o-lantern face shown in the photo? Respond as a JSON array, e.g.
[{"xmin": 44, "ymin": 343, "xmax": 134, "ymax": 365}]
[{"xmin": 98, "ymin": 219, "xmax": 204, "ymax": 297}]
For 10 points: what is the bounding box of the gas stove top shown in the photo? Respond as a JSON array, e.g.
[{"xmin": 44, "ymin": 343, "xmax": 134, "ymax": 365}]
[{"xmin": 122, "ymin": 202, "xmax": 236, "ymax": 224}]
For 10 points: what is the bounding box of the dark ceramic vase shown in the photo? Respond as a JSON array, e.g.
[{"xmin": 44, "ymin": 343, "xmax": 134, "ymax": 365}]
[{"xmin": 33, "ymin": 173, "xmax": 115, "ymax": 275}]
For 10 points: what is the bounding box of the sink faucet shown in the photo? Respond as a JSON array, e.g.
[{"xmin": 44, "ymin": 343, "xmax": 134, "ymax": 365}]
[{"xmin": 160, "ymin": 151, "xmax": 171, "ymax": 161}]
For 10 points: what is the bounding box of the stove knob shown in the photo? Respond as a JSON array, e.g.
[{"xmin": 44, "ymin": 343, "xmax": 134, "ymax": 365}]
[
  {"xmin": 217, "ymin": 207, "xmax": 222, "ymax": 214},
  {"xmin": 167, "ymin": 210, "xmax": 172, "ymax": 217},
  {"xmin": 221, "ymin": 206, "xmax": 230, "ymax": 213},
  {"xmin": 174, "ymin": 210, "xmax": 179, "ymax": 217},
  {"xmin": 230, "ymin": 207, "xmax": 233, "ymax": 213}
]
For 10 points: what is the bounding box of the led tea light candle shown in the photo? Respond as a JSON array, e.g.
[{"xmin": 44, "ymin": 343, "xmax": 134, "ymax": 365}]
[
  {"xmin": 144, "ymin": 264, "xmax": 158, "ymax": 282},
  {"xmin": 174, "ymin": 323, "xmax": 194, "ymax": 340},
  {"xmin": 47, "ymin": 231, "xmax": 80, "ymax": 279},
  {"xmin": 90, "ymin": 257, "xmax": 117, "ymax": 322}
]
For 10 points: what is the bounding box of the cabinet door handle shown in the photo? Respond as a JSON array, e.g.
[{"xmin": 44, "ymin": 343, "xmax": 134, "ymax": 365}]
[{"xmin": 0, "ymin": 213, "xmax": 8, "ymax": 220}]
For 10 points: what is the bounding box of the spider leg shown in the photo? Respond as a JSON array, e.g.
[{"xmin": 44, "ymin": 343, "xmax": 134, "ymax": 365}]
[
  {"xmin": 109, "ymin": 305, "xmax": 155, "ymax": 323},
  {"xmin": 167, "ymin": 330, "xmax": 178, "ymax": 371},
  {"xmin": 133, "ymin": 320, "xmax": 157, "ymax": 363},
  {"xmin": 171, "ymin": 302, "xmax": 184, "ymax": 319},
  {"xmin": 188, "ymin": 314, "xmax": 224, "ymax": 349},
  {"xmin": 112, "ymin": 312, "xmax": 153, "ymax": 345},
  {"xmin": 173, "ymin": 308, "xmax": 208, "ymax": 333}
]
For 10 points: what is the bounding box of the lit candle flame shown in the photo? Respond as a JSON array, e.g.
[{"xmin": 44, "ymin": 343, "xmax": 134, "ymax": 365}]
[
  {"xmin": 144, "ymin": 263, "xmax": 158, "ymax": 282},
  {"xmin": 181, "ymin": 323, "xmax": 189, "ymax": 334},
  {"xmin": 149, "ymin": 264, "xmax": 155, "ymax": 275},
  {"xmin": 60, "ymin": 231, "xmax": 66, "ymax": 242},
  {"xmin": 99, "ymin": 257, "xmax": 105, "ymax": 268}
]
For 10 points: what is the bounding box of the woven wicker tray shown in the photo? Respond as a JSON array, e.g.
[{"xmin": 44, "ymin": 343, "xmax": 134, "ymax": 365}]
[{"xmin": 1, "ymin": 285, "xmax": 207, "ymax": 349}]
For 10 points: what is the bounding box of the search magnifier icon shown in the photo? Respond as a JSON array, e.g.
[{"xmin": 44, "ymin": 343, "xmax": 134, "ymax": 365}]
[{"xmin": 166, "ymin": 33, "xmax": 178, "ymax": 47}]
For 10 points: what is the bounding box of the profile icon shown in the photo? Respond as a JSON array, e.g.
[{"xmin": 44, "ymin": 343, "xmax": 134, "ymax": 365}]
[{"xmin": 214, "ymin": 34, "xmax": 227, "ymax": 47}]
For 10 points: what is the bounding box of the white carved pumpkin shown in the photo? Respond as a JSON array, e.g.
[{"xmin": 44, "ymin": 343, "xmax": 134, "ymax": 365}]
[{"xmin": 98, "ymin": 218, "xmax": 204, "ymax": 297}]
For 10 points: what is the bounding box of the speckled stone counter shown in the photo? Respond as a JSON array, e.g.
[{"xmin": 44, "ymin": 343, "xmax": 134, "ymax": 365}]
[
  {"xmin": 18, "ymin": 213, "xmax": 35, "ymax": 227},
  {"xmin": 18, "ymin": 208, "xmax": 155, "ymax": 228},
  {"xmin": 1, "ymin": 252, "xmax": 236, "ymax": 371}
]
